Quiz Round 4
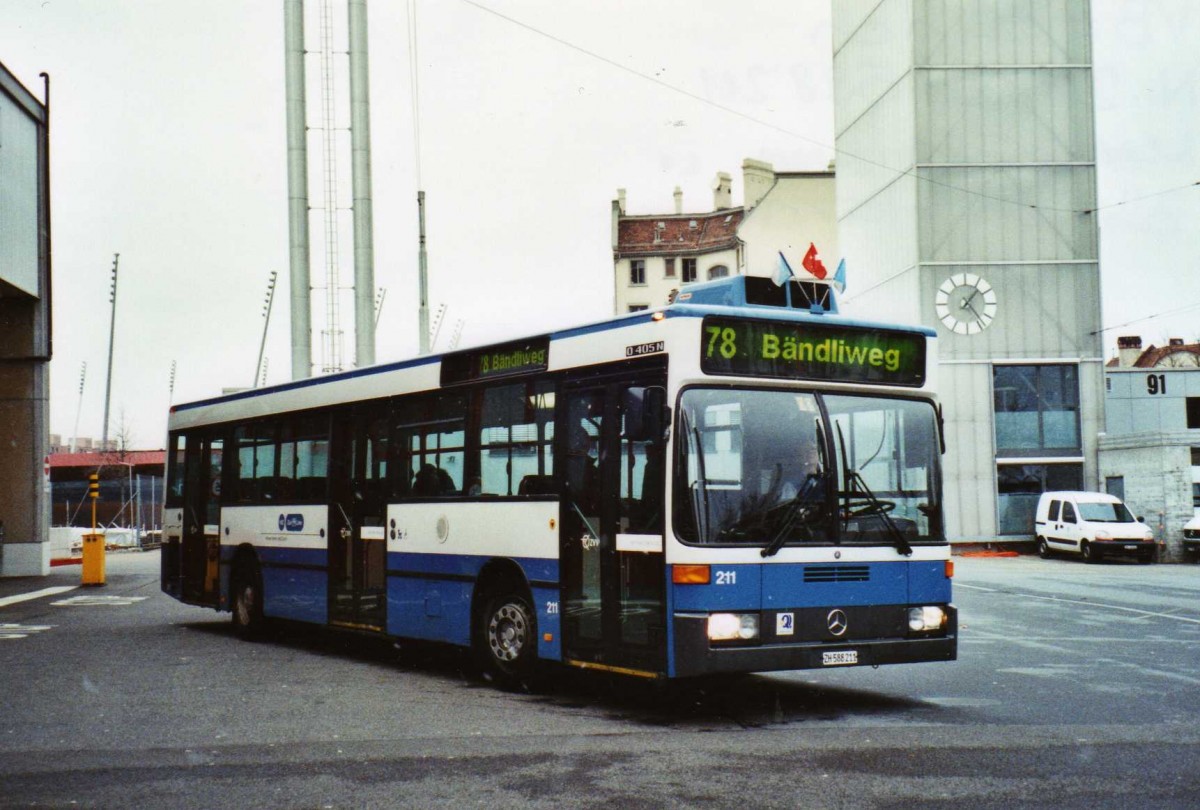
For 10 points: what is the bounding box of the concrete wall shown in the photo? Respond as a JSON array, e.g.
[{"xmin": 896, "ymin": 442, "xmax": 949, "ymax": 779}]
[{"xmin": 0, "ymin": 63, "xmax": 51, "ymax": 576}]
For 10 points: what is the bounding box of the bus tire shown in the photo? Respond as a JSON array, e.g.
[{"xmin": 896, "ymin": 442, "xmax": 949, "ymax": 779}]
[
  {"xmin": 231, "ymin": 558, "xmax": 266, "ymax": 640},
  {"xmin": 477, "ymin": 588, "xmax": 537, "ymax": 688}
]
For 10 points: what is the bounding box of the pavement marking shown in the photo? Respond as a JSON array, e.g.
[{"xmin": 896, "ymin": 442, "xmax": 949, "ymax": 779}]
[
  {"xmin": 50, "ymin": 594, "xmax": 148, "ymax": 607},
  {"xmin": 0, "ymin": 586, "xmax": 77, "ymax": 608},
  {"xmin": 955, "ymin": 582, "xmax": 1200, "ymax": 626},
  {"xmin": 0, "ymin": 623, "xmax": 54, "ymax": 640}
]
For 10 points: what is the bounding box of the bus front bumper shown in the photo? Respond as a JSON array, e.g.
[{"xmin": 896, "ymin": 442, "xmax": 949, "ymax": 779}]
[{"xmin": 670, "ymin": 608, "xmax": 957, "ymax": 678}]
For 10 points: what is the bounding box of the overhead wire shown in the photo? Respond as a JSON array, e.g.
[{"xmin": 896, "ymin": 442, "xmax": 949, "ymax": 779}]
[
  {"xmin": 456, "ymin": 0, "xmax": 1199, "ymax": 218},
  {"xmin": 454, "ymin": 0, "xmax": 1199, "ymax": 329}
]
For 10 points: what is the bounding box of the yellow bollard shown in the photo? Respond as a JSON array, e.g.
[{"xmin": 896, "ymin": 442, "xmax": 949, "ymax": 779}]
[{"xmin": 81, "ymin": 533, "xmax": 106, "ymax": 587}]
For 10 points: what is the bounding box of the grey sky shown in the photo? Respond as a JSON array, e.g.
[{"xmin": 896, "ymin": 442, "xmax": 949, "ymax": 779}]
[{"xmin": 0, "ymin": 1, "xmax": 1196, "ymax": 449}]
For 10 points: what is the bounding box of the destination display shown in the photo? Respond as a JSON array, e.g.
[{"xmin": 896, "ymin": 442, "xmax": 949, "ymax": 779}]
[
  {"xmin": 441, "ymin": 337, "xmax": 550, "ymax": 385},
  {"xmin": 701, "ymin": 316, "xmax": 926, "ymax": 386}
]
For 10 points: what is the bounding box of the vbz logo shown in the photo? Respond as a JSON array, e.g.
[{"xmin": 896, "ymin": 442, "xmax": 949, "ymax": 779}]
[{"xmin": 278, "ymin": 513, "xmax": 305, "ymax": 532}]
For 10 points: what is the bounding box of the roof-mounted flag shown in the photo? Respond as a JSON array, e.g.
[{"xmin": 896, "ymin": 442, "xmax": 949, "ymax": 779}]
[
  {"xmin": 802, "ymin": 242, "xmax": 827, "ymax": 279},
  {"xmin": 774, "ymin": 251, "xmax": 795, "ymax": 286},
  {"xmin": 832, "ymin": 258, "xmax": 846, "ymax": 292}
]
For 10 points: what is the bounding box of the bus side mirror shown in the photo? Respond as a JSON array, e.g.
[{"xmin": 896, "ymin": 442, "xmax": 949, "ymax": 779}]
[{"xmin": 623, "ymin": 386, "xmax": 670, "ymax": 444}]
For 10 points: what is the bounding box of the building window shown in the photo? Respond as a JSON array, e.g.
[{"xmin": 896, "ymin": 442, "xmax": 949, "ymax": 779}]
[
  {"xmin": 664, "ymin": 257, "xmax": 675, "ymax": 277},
  {"xmin": 993, "ymin": 365, "xmax": 1080, "ymax": 455},
  {"xmin": 1187, "ymin": 397, "xmax": 1200, "ymax": 429},
  {"xmin": 630, "ymin": 259, "xmax": 646, "ymax": 286},
  {"xmin": 628, "ymin": 304, "xmax": 648, "ymax": 312},
  {"xmin": 1193, "ymin": 483, "xmax": 1200, "ymax": 508},
  {"xmin": 996, "ymin": 462, "xmax": 1083, "ymax": 535},
  {"xmin": 682, "ymin": 258, "xmax": 697, "ymax": 283},
  {"xmin": 1105, "ymin": 476, "xmax": 1125, "ymax": 501},
  {"xmin": 1191, "ymin": 447, "xmax": 1200, "ymax": 466},
  {"xmin": 708, "ymin": 264, "xmax": 729, "ymax": 280}
]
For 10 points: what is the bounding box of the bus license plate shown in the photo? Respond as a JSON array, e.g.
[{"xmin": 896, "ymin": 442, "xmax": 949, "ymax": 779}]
[{"xmin": 822, "ymin": 651, "xmax": 858, "ymax": 666}]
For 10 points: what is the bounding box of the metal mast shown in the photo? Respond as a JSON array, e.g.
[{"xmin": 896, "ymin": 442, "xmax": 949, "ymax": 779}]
[
  {"xmin": 283, "ymin": 0, "xmax": 312, "ymax": 380},
  {"xmin": 317, "ymin": 0, "xmax": 344, "ymax": 373},
  {"xmin": 348, "ymin": 0, "xmax": 375, "ymax": 367}
]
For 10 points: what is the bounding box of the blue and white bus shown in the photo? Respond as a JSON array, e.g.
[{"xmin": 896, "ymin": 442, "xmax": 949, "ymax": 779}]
[{"xmin": 161, "ymin": 275, "xmax": 955, "ymax": 684}]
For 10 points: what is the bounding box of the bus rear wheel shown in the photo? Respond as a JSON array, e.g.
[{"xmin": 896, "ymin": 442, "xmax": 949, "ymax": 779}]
[
  {"xmin": 231, "ymin": 559, "xmax": 266, "ymax": 639},
  {"xmin": 477, "ymin": 589, "xmax": 537, "ymax": 688}
]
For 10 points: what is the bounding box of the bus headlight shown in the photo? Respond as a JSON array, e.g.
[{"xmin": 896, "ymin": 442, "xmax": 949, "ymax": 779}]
[
  {"xmin": 708, "ymin": 613, "xmax": 760, "ymax": 642},
  {"xmin": 908, "ymin": 606, "xmax": 947, "ymax": 633}
]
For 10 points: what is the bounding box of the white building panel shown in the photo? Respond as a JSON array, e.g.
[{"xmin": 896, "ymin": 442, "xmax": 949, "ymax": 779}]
[
  {"xmin": 836, "ymin": 76, "xmax": 917, "ymax": 217},
  {"xmin": 833, "ymin": 0, "xmax": 914, "ymax": 134},
  {"xmin": 918, "ymin": 166, "xmax": 1098, "ymax": 263},
  {"xmin": 916, "ymin": 68, "xmax": 1094, "ymax": 164},
  {"xmin": 914, "ymin": 0, "xmax": 1091, "ymax": 66}
]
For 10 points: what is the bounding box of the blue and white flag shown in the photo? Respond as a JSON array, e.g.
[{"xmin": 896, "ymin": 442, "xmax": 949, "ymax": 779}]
[
  {"xmin": 774, "ymin": 251, "xmax": 795, "ymax": 286},
  {"xmin": 832, "ymin": 258, "xmax": 846, "ymax": 292}
]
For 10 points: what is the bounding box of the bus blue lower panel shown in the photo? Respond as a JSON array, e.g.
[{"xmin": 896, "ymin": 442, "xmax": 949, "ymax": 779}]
[
  {"xmin": 385, "ymin": 552, "xmax": 561, "ymax": 661},
  {"xmin": 669, "ymin": 560, "xmax": 955, "ymax": 677},
  {"xmin": 257, "ymin": 547, "xmax": 329, "ymax": 625}
]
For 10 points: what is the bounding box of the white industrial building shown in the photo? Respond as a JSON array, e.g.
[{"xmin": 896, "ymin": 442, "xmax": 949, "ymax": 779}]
[{"xmin": 831, "ymin": 0, "xmax": 1104, "ymax": 541}]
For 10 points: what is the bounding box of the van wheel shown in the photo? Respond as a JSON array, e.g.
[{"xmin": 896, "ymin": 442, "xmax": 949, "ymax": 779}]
[
  {"xmin": 1081, "ymin": 541, "xmax": 1099, "ymax": 564},
  {"xmin": 1037, "ymin": 537, "xmax": 1050, "ymax": 558}
]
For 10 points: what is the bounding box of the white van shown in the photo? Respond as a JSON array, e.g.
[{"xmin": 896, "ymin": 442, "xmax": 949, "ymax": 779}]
[{"xmin": 1034, "ymin": 491, "xmax": 1155, "ymax": 564}]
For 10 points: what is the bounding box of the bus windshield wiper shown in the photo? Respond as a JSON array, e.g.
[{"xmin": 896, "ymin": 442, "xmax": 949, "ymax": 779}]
[
  {"xmin": 761, "ymin": 472, "xmax": 825, "ymax": 558},
  {"xmin": 680, "ymin": 407, "xmax": 711, "ymax": 543},
  {"xmin": 836, "ymin": 423, "xmax": 912, "ymax": 557}
]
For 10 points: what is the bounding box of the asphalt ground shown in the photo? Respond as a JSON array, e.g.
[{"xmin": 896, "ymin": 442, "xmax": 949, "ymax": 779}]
[{"xmin": 1, "ymin": 551, "xmax": 1198, "ymax": 808}]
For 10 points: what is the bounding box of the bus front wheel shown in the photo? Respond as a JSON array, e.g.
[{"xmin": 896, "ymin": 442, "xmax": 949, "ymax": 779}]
[
  {"xmin": 231, "ymin": 559, "xmax": 266, "ymax": 639},
  {"xmin": 477, "ymin": 589, "xmax": 537, "ymax": 687}
]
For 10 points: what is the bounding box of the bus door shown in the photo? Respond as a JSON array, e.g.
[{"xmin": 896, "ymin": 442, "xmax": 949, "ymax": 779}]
[
  {"xmin": 328, "ymin": 408, "xmax": 390, "ymax": 631},
  {"xmin": 180, "ymin": 432, "xmax": 223, "ymax": 606},
  {"xmin": 560, "ymin": 380, "xmax": 667, "ymax": 674}
]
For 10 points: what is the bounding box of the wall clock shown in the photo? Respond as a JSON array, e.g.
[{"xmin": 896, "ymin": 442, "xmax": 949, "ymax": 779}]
[{"xmin": 935, "ymin": 272, "xmax": 997, "ymax": 335}]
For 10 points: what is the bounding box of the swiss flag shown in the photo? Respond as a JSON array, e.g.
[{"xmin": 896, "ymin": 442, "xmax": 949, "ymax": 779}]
[{"xmin": 802, "ymin": 242, "xmax": 827, "ymax": 279}]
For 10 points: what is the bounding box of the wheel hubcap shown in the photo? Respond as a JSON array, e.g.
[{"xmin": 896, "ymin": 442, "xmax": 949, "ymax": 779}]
[
  {"xmin": 488, "ymin": 603, "xmax": 526, "ymax": 662},
  {"xmin": 237, "ymin": 584, "xmax": 254, "ymax": 624}
]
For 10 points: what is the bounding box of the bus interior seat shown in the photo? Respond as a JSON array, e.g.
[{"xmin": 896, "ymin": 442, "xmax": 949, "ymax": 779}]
[{"xmin": 518, "ymin": 474, "xmax": 555, "ymax": 496}]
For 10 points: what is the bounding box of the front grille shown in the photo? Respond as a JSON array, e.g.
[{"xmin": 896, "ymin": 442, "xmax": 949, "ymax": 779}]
[{"xmin": 804, "ymin": 564, "xmax": 870, "ymax": 583}]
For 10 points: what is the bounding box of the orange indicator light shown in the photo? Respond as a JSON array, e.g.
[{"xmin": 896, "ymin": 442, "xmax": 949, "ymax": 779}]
[{"xmin": 672, "ymin": 564, "xmax": 711, "ymax": 585}]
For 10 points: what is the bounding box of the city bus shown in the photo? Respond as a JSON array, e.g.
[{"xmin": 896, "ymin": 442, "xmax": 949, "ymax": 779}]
[{"xmin": 161, "ymin": 275, "xmax": 955, "ymax": 685}]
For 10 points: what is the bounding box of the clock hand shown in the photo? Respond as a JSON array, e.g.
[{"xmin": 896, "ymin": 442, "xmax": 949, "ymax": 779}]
[{"xmin": 962, "ymin": 299, "xmax": 986, "ymax": 324}]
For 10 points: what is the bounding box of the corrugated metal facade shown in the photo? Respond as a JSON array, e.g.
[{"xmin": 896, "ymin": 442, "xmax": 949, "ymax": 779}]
[{"xmin": 834, "ymin": 0, "xmax": 1104, "ymax": 540}]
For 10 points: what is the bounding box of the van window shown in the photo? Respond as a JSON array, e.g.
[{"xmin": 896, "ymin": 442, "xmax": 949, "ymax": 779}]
[
  {"xmin": 1078, "ymin": 502, "xmax": 1136, "ymax": 523},
  {"xmin": 1061, "ymin": 502, "xmax": 1077, "ymax": 523},
  {"xmin": 1048, "ymin": 500, "xmax": 1061, "ymax": 521}
]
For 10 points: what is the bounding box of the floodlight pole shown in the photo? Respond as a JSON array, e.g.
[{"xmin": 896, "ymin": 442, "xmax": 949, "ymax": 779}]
[{"xmin": 101, "ymin": 253, "xmax": 119, "ymax": 447}]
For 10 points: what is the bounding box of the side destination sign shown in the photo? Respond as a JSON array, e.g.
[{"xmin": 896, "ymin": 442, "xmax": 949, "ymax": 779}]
[
  {"xmin": 441, "ymin": 336, "xmax": 550, "ymax": 385},
  {"xmin": 701, "ymin": 316, "xmax": 926, "ymax": 386}
]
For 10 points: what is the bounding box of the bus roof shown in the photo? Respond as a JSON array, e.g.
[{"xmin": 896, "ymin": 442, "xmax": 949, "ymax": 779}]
[{"xmin": 173, "ymin": 276, "xmax": 934, "ymax": 415}]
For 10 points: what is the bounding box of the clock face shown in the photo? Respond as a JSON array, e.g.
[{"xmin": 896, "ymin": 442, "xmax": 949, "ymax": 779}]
[{"xmin": 935, "ymin": 273, "xmax": 997, "ymax": 335}]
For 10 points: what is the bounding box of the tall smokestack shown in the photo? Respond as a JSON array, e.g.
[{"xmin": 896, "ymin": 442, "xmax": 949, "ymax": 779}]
[{"xmin": 284, "ymin": 0, "xmax": 312, "ymax": 379}]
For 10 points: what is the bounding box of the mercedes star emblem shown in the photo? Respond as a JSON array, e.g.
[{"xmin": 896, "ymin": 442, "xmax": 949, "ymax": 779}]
[{"xmin": 826, "ymin": 609, "xmax": 848, "ymax": 637}]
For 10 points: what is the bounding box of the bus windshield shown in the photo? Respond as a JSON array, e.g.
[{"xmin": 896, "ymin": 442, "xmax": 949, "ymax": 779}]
[{"xmin": 675, "ymin": 389, "xmax": 943, "ymax": 548}]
